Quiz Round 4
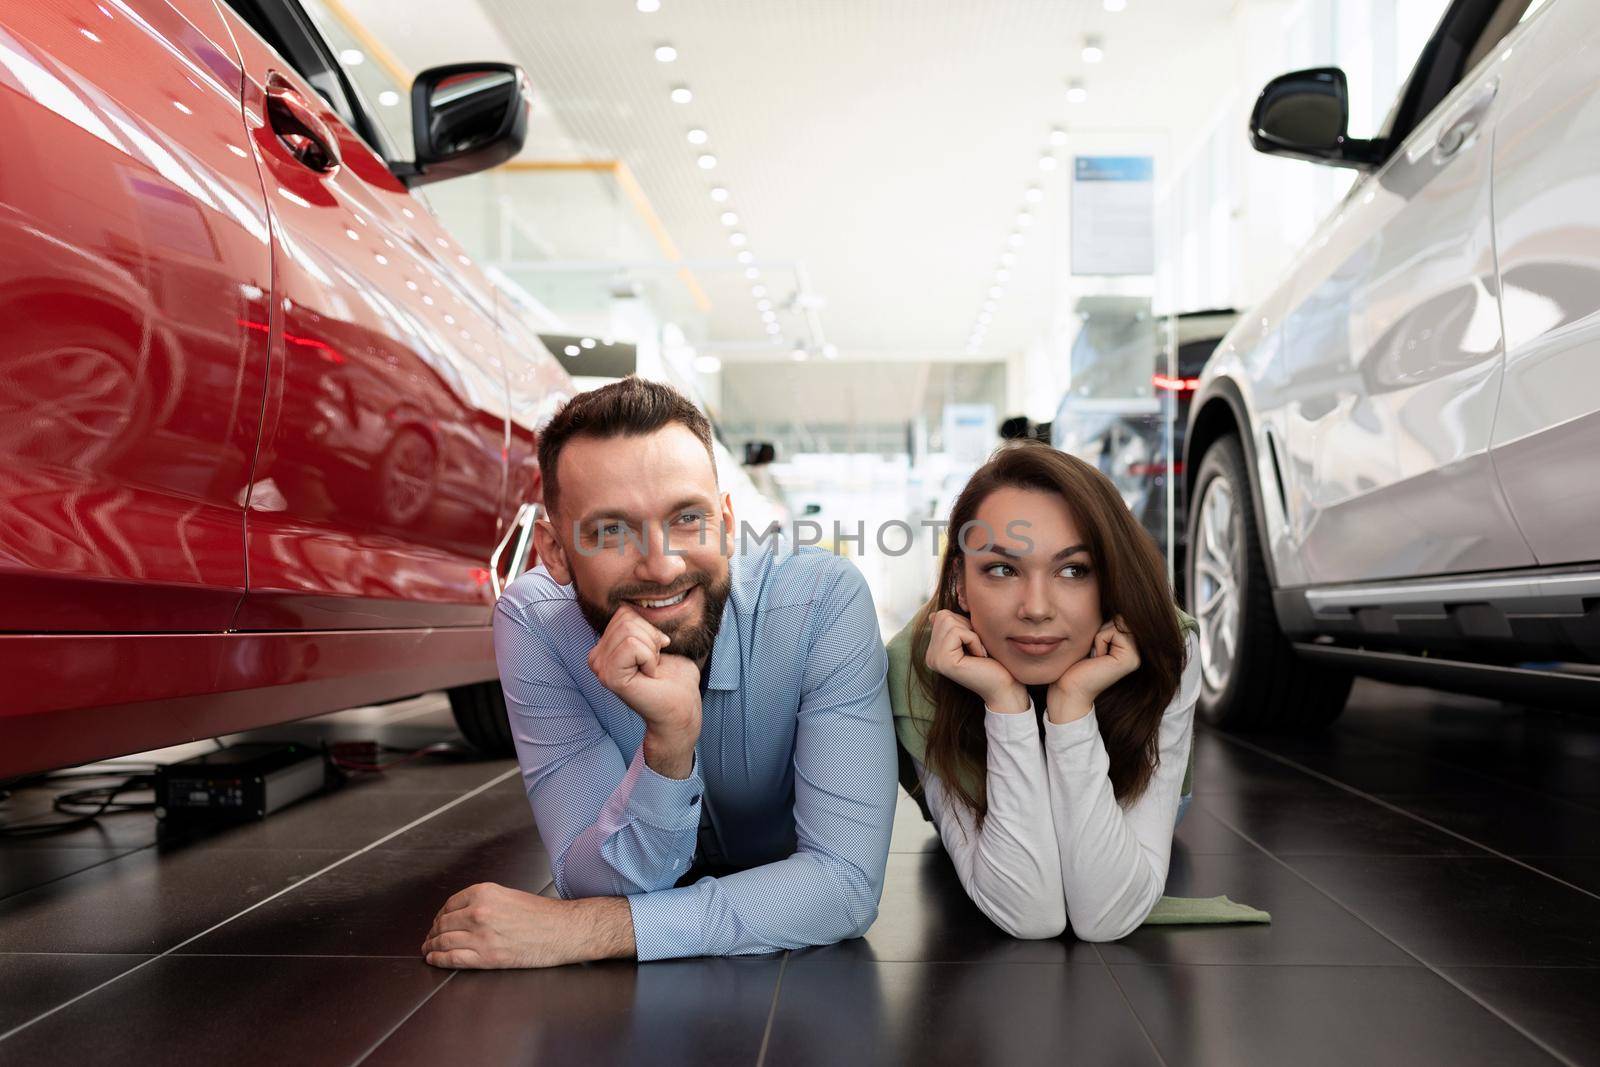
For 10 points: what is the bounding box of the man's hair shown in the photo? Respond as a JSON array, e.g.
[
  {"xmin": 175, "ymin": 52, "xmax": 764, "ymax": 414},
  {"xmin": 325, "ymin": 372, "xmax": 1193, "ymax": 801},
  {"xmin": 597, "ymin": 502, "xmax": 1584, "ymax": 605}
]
[{"xmin": 537, "ymin": 376, "xmax": 716, "ymax": 516}]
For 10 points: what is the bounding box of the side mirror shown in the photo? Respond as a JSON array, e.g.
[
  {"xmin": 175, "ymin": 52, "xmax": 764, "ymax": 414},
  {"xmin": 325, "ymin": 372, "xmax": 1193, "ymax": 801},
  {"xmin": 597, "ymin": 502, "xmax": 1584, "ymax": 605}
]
[
  {"xmin": 1249, "ymin": 67, "xmax": 1384, "ymax": 170},
  {"xmin": 399, "ymin": 63, "xmax": 530, "ymax": 187},
  {"xmin": 743, "ymin": 441, "xmax": 777, "ymax": 466}
]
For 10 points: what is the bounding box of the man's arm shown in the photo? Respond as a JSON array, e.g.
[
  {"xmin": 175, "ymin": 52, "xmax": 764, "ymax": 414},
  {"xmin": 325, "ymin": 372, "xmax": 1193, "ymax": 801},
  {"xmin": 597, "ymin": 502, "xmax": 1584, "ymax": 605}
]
[
  {"xmin": 627, "ymin": 562, "xmax": 899, "ymax": 961},
  {"xmin": 495, "ymin": 594, "xmax": 704, "ymax": 898}
]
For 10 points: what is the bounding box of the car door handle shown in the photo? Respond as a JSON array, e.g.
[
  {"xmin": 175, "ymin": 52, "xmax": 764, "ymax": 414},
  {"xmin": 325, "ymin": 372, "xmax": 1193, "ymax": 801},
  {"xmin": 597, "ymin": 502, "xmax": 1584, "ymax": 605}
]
[
  {"xmin": 265, "ymin": 72, "xmax": 342, "ymax": 173},
  {"xmin": 1433, "ymin": 78, "xmax": 1499, "ymax": 163}
]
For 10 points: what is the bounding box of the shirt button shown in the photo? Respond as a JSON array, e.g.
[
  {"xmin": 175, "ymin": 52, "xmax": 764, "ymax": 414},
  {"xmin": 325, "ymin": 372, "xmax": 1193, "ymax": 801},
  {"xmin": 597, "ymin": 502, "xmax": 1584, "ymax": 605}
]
[{"xmin": 689, "ymin": 794, "xmax": 701, "ymax": 805}]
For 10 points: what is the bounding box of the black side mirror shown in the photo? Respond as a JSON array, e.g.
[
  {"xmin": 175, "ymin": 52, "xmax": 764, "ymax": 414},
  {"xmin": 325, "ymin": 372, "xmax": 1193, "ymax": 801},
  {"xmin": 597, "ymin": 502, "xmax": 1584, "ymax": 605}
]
[
  {"xmin": 399, "ymin": 63, "xmax": 530, "ymax": 187},
  {"xmin": 1249, "ymin": 67, "xmax": 1384, "ymax": 170},
  {"xmin": 743, "ymin": 441, "xmax": 777, "ymax": 466}
]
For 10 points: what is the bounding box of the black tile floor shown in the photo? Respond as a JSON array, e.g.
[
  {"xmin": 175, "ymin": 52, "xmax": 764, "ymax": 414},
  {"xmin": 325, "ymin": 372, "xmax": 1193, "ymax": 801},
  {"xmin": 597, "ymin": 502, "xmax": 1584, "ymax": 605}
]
[{"xmin": 3, "ymin": 681, "xmax": 1599, "ymax": 1066}]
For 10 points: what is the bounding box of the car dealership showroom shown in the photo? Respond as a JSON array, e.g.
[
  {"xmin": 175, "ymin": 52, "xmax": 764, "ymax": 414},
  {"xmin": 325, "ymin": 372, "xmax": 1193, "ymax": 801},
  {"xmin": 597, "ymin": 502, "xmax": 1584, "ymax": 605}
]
[{"xmin": 3, "ymin": 0, "xmax": 1599, "ymax": 1064}]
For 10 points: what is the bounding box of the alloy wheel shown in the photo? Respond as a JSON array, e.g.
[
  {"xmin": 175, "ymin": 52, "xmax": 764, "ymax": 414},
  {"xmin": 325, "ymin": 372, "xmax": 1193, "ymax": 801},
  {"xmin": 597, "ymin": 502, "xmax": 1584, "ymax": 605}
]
[{"xmin": 1193, "ymin": 472, "xmax": 1242, "ymax": 694}]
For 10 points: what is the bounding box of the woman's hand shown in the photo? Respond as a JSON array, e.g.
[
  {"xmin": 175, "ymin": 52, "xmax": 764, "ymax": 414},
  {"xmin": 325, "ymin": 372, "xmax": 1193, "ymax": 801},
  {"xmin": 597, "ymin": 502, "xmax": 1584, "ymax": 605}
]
[
  {"xmin": 925, "ymin": 609, "xmax": 1030, "ymax": 713},
  {"xmin": 1046, "ymin": 616, "xmax": 1140, "ymax": 723}
]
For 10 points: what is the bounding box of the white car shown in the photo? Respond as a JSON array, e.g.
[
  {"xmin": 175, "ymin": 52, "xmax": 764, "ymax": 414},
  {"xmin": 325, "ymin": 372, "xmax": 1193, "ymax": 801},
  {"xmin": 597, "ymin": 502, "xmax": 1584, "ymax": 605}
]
[{"xmin": 1184, "ymin": 0, "xmax": 1599, "ymax": 729}]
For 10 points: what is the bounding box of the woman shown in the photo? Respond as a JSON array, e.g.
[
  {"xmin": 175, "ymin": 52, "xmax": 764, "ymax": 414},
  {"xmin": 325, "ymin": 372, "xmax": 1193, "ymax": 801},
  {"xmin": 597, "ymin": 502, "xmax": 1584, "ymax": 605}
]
[{"xmin": 887, "ymin": 441, "xmax": 1199, "ymax": 942}]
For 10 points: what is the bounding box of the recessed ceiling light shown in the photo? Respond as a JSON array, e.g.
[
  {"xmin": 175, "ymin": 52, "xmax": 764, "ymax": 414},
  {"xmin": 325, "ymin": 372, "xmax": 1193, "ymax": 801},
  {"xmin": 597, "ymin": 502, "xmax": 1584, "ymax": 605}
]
[
  {"xmin": 1024, "ymin": 186, "xmax": 1044, "ymax": 203},
  {"xmin": 1000, "ymin": 252, "xmax": 1017, "ymax": 266},
  {"xmin": 687, "ymin": 128, "xmax": 708, "ymax": 145},
  {"xmin": 1049, "ymin": 127, "xmax": 1068, "ymax": 146},
  {"xmin": 1082, "ymin": 36, "xmax": 1103, "ymax": 63},
  {"xmin": 982, "ymin": 299, "xmax": 996, "ymax": 312},
  {"xmin": 671, "ymin": 85, "xmax": 693, "ymax": 104},
  {"xmin": 1038, "ymin": 154, "xmax": 1059, "ymax": 171},
  {"xmin": 693, "ymin": 354, "xmax": 722, "ymax": 374},
  {"xmin": 736, "ymin": 250, "xmax": 754, "ymax": 264},
  {"xmin": 638, "ymin": 0, "xmax": 661, "ymax": 11},
  {"xmin": 978, "ymin": 311, "xmax": 993, "ymax": 325},
  {"xmin": 697, "ymin": 153, "xmax": 718, "ymax": 169},
  {"xmin": 710, "ymin": 186, "xmax": 730, "ymax": 202},
  {"xmin": 1067, "ymin": 80, "xmax": 1089, "ymax": 104},
  {"xmin": 745, "ymin": 267, "xmax": 761, "ymax": 280},
  {"xmin": 339, "ymin": 48, "xmax": 364, "ymax": 66},
  {"xmin": 720, "ymin": 211, "xmax": 739, "ymax": 226},
  {"xmin": 729, "ymin": 232, "xmax": 748, "ymax": 247},
  {"xmin": 378, "ymin": 90, "xmax": 400, "ymax": 107},
  {"xmin": 1008, "ymin": 232, "xmax": 1026, "ymax": 247},
  {"xmin": 580, "ymin": 337, "xmax": 596, "ymax": 349},
  {"xmin": 995, "ymin": 269, "xmax": 1010, "ymax": 282},
  {"xmin": 563, "ymin": 344, "xmax": 580, "ymax": 356},
  {"xmin": 751, "ymin": 284, "xmax": 767, "ymax": 297},
  {"xmin": 762, "ymin": 310, "xmax": 778, "ymax": 323},
  {"xmin": 1104, "ymin": 0, "xmax": 1127, "ymax": 11},
  {"xmin": 766, "ymin": 323, "xmax": 782, "ymax": 334},
  {"xmin": 988, "ymin": 285, "xmax": 1004, "ymax": 299},
  {"xmin": 790, "ymin": 347, "xmax": 808, "ymax": 362},
  {"xmin": 1015, "ymin": 212, "xmax": 1033, "ymax": 228},
  {"xmin": 757, "ymin": 299, "xmax": 772, "ymax": 311},
  {"xmin": 822, "ymin": 344, "xmax": 839, "ymax": 360},
  {"xmin": 655, "ymin": 43, "xmax": 678, "ymax": 62}
]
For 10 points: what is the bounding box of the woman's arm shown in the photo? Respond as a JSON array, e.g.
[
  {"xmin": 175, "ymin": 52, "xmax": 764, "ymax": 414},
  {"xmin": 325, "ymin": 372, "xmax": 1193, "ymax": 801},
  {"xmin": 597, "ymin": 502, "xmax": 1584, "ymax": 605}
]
[
  {"xmin": 1044, "ymin": 630, "xmax": 1200, "ymax": 942},
  {"xmin": 913, "ymin": 707, "xmax": 1067, "ymax": 940}
]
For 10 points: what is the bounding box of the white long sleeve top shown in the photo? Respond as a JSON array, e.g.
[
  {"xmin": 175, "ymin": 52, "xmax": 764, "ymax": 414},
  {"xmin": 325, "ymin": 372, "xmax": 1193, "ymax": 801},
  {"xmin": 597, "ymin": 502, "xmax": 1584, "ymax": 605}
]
[{"xmin": 913, "ymin": 630, "xmax": 1200, "ymax": 942}]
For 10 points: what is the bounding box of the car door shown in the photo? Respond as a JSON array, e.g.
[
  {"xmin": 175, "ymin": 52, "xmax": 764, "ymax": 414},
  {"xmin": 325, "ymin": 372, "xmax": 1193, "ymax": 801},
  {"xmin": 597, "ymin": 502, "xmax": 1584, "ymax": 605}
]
[
  {"xmin": 214, "ymin": 0, "xmax": 513, "ymax": 630},
  {"xmin": 1277, "ymin": 2, "xmax": 1535, "ymax": 584},
  {"xmin": 1486, "ymin": 0, "xmax": 1600, "ymax": 566},
  {"xmin": 0, "ymin": 0, "xmax": 271, "ymax": 633}
]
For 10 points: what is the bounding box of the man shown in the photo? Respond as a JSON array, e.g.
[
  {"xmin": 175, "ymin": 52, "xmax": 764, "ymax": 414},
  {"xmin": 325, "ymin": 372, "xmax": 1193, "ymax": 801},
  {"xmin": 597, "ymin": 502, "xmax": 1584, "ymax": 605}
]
[{"xmin": 423, "ymin": 377, "xmax": 897, "ymax": 967}]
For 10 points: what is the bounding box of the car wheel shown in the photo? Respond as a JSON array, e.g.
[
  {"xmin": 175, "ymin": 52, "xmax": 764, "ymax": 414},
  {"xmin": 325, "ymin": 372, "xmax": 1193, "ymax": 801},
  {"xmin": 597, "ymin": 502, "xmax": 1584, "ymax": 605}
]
[
  {"xmin": 447, "ymin": 680, "xmax": 515, "ymax": 756},
  {"xmin": 1186, "ymin": 434, "xmax": 1351, "ymax": 731}
]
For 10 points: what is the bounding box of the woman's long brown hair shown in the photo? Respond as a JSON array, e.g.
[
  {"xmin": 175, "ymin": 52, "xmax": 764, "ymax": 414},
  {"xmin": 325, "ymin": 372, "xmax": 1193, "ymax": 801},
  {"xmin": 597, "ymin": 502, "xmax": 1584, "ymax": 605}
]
[{"xmin": 911, "ymin": 441, "xmax": 1185, "ymax": 825}]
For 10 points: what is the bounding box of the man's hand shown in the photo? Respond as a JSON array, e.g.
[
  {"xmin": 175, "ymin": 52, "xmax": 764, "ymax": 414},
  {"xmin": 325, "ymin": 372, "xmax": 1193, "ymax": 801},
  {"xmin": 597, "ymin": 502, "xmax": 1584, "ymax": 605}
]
[
  {"xmin": 924, "ymin": 609, "xmax": 1029, "ymax": 713},
  {"xmin": 587, "ymin": 605, "xmax": 702, "ymax": 778},
  {"xmin": 422, "ymin": 883, "xmax": 635, "ymax": 969},
  {"xmin": 1046, "ymin": 615, "xmax": 1140, "ymax": 724}
]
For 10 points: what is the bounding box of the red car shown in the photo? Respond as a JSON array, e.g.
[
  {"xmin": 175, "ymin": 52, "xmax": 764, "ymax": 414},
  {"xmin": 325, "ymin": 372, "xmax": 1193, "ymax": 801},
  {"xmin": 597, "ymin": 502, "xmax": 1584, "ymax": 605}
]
[{"xmin": 0, "ymin": 0, "xmax": 569, "ymax": 776}]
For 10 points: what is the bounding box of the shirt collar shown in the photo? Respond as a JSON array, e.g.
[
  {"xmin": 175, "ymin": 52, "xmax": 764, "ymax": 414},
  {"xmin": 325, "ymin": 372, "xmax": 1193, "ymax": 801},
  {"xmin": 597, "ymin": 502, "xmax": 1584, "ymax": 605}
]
[{"xmin": 704, "ymin": 591, "xmax": 742, "ymax": 691}]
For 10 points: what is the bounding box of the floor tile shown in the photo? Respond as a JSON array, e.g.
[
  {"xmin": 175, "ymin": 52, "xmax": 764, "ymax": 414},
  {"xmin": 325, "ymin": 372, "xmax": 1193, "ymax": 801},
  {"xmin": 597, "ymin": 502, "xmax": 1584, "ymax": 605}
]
[
  {"xmin": 765, "ymin": 961, "xmax": 1161, "ymax": 1067},
  {"xmin": 0, "ymin": 847, "xmax": 347, "ymax": 954},
  {"xmin": 1198, "ymin": 788, "xmax": 1486, "ymax": 856},
  {"xmin": 0, "ymin": 848, "xmax": 138, "ymax": 901},
  {"xmin": 165, "ymin": 787, "xmax": 484, "ymax": 852},
  {"xmin": 1223, "ymin": 730, "xmax": 1513, "ymax": 796},
  {"xmin": 888, "ymin": 791, "xmax": 940, "ymax": 854},
  {"xmin": 794, "ymin": 851, "xmax": 1096, "ymax": 964},
  {"xmin": 1111, "ymin": 964, "xmax": 1554, "ymax": 1067},
  {"xmin": 1190, "ymin": 731, "xmax": 1329, "ymax": 795},
  {"xmin": 1093, "ymin": 852, "xmax": 1413, "ymax": 966},
  {"xmin": 364, "ymin": 957, "xmax": 781, "ymax": 1066},
  {"xmin": 1287, "ymin": 855, "xmax": 1600, "ymax": 967},
  {"xmin": 0, "ymin": 955, "xmax": 447, "ymax": 1064},
  {"xmin": 1373, "ymin": 792, "xmax": 1600, "ymax": 857},
  {"xmin": 180, "ymin": 843, "xmax": 550, "ymax": 958},
  {"xmin": 372, "ymin": 781, "xmax": 541, "ymax": 853},
  {"xmin": 1442, "ymin": 966, "xmax": 1600, "ymax": 1066},
  {"xmin": 1174, "ymin": 802, "xmax": 1274, "ymax": 855},
  {"xmin": 0, "ymin": 953, "xmax": 147, "ymax": 1034},
  {"xmin": 1510, "ymin": 856, "xmax": 1600, "ymax": 897}
]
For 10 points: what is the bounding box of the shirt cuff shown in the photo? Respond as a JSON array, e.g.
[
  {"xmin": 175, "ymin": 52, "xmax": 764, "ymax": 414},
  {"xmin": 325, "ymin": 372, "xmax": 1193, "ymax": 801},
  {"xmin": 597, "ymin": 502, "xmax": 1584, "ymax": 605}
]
[
  {"xmin": 1043, "ymin": 704, "xmax": 1100, "ymax": 747},
  {"xmin": 625, "ymin": 748, "xmax": 705, "ymax": 832},
  {"xmin": 984, "ymin": 704, "xmax": 1042, "ymax": 741},
  {"xmin": 626, "ymin": 880, "xmax": 713, "ymax": 961}
]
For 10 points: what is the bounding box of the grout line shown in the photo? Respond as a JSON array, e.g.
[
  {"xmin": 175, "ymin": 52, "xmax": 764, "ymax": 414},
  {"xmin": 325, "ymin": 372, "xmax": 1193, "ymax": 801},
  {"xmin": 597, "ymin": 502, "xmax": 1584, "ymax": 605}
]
[
  {"xmin": 1093, "ymin": 940, "xmax": 1170, "ymax": 1067},
  {"xmin": 753, "ymin": 951, "xmax": 790, "ymax": 1067},
  {"xmin": 351, "ymin": 970, "xmax": 458, "ymax": 1066},
  {"xmin": 1208, "ymin": 731, "xmax": 1600, "ymax": 903},
  {"xmin": 0, "ymin": 846, "xmax": 157, "ymax": 905},
  {"xmin": 0, "ymin": 766, "xmax": 521, "ymax": 1046},
  {"xmin": 1204, "ymin": 804, "xmax": 1583, "ymax": 1067}
]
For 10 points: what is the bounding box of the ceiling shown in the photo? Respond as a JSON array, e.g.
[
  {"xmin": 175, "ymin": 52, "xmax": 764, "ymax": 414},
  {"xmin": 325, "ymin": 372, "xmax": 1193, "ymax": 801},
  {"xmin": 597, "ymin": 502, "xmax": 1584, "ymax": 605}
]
[{"xmin": 348, "ymin": 0, "xmax": 1240, "ymax": 360}]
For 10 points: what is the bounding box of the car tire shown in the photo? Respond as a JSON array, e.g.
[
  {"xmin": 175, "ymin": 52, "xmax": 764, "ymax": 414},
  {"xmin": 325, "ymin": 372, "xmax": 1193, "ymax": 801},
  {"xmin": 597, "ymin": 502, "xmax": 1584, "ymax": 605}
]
[
  {"xmin": 447, "ymin": 680, "xmax": 515, "ymax": 756},
  {"xmin": 1186, "ymin": 434, "xmax": 1351, "ymax": 731}
]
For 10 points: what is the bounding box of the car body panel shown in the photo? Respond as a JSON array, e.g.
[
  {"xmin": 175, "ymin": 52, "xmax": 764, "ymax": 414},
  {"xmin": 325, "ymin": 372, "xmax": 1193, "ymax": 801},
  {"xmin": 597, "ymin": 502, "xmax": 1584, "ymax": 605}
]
[
  {"xmin": 1487, "ymin": 0, "xmax": 1600, "ymax": 565},
  {"xmin": 0, "ymin": 0, "xmax": 273, "ymax": 632},
  {"xmin": 220, "ymin": 7, "xmax": 513, "ymax": 630}
]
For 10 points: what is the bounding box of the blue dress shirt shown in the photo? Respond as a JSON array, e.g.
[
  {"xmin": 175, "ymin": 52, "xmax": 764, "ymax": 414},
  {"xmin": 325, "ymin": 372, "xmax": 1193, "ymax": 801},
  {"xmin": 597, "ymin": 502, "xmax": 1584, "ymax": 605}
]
[{"xmin": 494, "ymin": 540, "xmax": 898, "ymax": 961}]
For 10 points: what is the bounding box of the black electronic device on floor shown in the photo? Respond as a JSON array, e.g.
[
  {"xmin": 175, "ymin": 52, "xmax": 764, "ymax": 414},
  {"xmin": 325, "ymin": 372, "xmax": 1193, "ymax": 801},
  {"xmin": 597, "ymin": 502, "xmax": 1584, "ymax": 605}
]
[{"xmin": 153, "ymin": 742, "xmax": 327, "ymax": 826}]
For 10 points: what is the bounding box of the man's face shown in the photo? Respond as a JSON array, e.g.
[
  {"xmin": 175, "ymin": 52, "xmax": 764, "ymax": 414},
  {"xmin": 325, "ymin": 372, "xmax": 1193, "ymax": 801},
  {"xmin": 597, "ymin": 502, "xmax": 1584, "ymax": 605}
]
[{"xmin": 539, "ymin": 425, "xmax": 735, "ymax": 663}]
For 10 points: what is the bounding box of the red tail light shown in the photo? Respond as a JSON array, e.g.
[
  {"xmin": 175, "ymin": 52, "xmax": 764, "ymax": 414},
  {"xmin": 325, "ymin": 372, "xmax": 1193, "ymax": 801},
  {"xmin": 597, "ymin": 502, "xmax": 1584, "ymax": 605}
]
[
  {"xmin": 1126, "ymin": 461, "xmax": 1185, "ymax": 478},
  {"xmin": 1152, "ymin": 374, "xmax": 1200, "ymax": 392}
]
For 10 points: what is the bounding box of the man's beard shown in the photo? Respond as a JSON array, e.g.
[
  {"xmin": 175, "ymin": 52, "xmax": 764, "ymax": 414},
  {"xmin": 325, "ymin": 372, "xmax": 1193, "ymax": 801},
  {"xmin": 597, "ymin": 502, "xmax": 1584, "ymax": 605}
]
[{"xmin": 575, "ymin": 568, "xmax": 732, "ymax": 664}]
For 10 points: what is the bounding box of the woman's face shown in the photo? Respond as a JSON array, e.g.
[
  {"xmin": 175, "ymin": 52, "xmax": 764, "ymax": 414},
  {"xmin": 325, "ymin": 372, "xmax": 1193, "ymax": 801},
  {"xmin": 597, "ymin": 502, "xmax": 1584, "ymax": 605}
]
[{"xmin": 955, "ymin": 486, "xmax": 1103, "ymax": 687}]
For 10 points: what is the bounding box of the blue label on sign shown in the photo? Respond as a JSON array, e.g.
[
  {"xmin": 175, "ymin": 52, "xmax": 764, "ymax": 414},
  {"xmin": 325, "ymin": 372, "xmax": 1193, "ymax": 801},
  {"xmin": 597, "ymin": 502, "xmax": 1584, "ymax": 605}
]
[{"xmin": 1073, "ymin": 156, "xmax": 1154, "ymax": 182}]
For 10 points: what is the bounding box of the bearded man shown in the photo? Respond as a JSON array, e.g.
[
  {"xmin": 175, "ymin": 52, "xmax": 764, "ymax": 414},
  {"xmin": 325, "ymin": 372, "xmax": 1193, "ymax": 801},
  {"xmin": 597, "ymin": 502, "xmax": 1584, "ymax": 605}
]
[{"xmin": 423, "ymin": 377, "xmax": 896, "ymax": 968}]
